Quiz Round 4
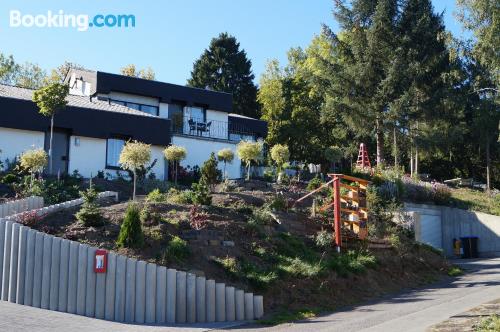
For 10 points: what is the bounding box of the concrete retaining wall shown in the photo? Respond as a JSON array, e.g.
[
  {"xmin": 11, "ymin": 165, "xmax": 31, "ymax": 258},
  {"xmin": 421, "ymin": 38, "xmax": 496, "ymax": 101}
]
[
  {"xmin": 0, "ymin": 194, "xmax": 264, "ymax": 324},
  {"xmin": 405, "ymin": 203, "xmax": 500, "ymax": 257},
  {"xmin": 5, "ymin": 191, "xmax": 117, "ymax": 222},
  {"xmin": 0, "ymin": 197, "xmax": 43, "ymax": 218}
]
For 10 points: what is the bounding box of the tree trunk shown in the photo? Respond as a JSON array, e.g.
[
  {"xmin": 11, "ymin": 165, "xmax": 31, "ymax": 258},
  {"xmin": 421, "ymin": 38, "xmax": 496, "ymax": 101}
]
[
  {"xmin": 486, "ymin": 137, "xmax": 491, "ymax": 193},
  {"xmin": 410, "ymin": 145, "xmax": 414, "ymax": 177},
  {"xmin": 174, "ymin": 161, "xmax": 178, "ymax": 185},
  {"xmin": 393, "ymin": 126, "xmax": 398, "ymax": 168},
  {"xmin": 246, "ymin": 162, "xmax": 251, "ymax": 181},
  {"xmin": 223, "ymin": 162, "xmax": 227, "ymax": 180},
  {"xmin": 133, "ymin": 169, "xmax": 137, "ymax": 201},
  {"xmin": 415, "ymin": 139, "xmax": 419, "ymax": 177},
  {"xmin": 49, "ymin": 114, "xmax": 54, "ymax": 174},
  {"xmin": 376, "ymin": 117, "xmax": 384, "ymax": 166}
]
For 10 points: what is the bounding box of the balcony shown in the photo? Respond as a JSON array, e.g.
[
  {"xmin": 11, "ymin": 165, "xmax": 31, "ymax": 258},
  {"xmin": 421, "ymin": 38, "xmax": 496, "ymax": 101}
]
[{"xmin": 171, "ymin": 116, "xmax": 257, "ymax": 142}]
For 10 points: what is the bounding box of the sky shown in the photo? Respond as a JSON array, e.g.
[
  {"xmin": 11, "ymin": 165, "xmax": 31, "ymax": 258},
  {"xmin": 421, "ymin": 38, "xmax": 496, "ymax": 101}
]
[{"xmin": 0, "ymin": 0, "xmax": 466, "ymax": 86}]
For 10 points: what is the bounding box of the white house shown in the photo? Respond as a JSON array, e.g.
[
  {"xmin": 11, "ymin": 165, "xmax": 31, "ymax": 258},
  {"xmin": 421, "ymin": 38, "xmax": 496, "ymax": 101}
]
[{"xmin": 0, "ymin": 69, "xmax": 267, "ymax": 181}]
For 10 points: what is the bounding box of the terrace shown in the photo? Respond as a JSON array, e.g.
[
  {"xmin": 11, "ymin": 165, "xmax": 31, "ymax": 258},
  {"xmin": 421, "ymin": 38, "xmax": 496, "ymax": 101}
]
[{"xmin": 171, "ymin": 115, "xmax": 259, "ymax": 142}]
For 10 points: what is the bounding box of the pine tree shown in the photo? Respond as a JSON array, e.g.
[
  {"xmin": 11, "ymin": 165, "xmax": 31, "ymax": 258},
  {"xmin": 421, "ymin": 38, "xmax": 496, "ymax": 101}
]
[
  {"xmin": 188, "ymin": 33, "xmax": 259, "ymax": 118},
  {"xmin": 117, "ymin": 203, "xmax": 144, "ymax": 248}
]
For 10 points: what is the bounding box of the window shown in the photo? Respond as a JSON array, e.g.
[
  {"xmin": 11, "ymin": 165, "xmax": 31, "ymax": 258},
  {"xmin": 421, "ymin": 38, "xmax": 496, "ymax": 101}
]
[
  {"xmin": 189, "ymin": 106, "xmax": 205, "ymax": 121},
  {"xmin": 229, "ymin": 133, "xmax": 255, "ymax": 142},
  {"xmin": 110, "ymin": 99, "xmax": 159, "ymax": 116},
  {"xmin": 140, "ymin": 104, "xmax": 159, "ymax": 116},
  {"xmin": 106, "ymin": 138, "xmax": 126, "ymax": 168}
]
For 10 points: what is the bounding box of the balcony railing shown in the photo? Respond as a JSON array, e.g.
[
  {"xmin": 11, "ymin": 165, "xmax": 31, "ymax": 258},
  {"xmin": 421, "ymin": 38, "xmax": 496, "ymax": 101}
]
[{"xmin": 171, "ymin": 116, "xmax": 256, "ymax": 142}]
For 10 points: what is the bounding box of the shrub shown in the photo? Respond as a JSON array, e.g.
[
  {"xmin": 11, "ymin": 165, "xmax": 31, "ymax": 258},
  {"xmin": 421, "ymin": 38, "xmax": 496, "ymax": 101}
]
[
  {"xmin": 265, "ymin": 193, "xmax": 287, "ymax": 211},
  {"xmin": 200, "ymin": 152, "xmax": 221, "ymax": 190},
  {"xmin": 117, "ymin": 203, "xmax": 144, "ymax": 248},
  {"xmin": 306, "ymin": 176, "xmax": 323, "ymax": 191},
  {"xmin": 248, "ymin": 207, "xmax": 272, "ymax": 225},
  {"xmin": 146, "ymin": 188, "xmax": 167, "ymax": 203},
  {"xmin": 75, "ymin": 186, "xmax": 104, "ymax": 227},
  {"xmin": 1, "ymin": 173, "xmax": 18, "ymax": 184},
  {"xmin": 191, "ymin": 182, "xmax": 212, "ymax": 205},
  {"xmin": 16, "ymin": 210, "xmax": 45, "ymax": 227},
  {"xmin": 315, "ymin": 230, "xmax": 331, "ymax": 249},
  {"xmin": 164, "ymin": 236, "xmax": 190, "ymax": 263},
  {"xmin": 19, "ymin": 149, "xmax": 47, "ymax": 187},
  {"xmin": 166, "ymin": 187, "xmax": 193, "ymax": 204},
  {"xmin": 139, "ymin": 205, "xmax": 160, "ymax": 226},
  {"xmin": 189, "ymin": 205, "xmax": 208, "ymax": 230}
]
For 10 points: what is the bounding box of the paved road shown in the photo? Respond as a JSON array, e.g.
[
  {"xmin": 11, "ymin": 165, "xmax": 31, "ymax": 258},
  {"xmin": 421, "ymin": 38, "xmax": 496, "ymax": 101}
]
[
  {"xmin": 0, "ymin": 258, "xmax": 499, "ymax": 332},
  {"xmin": 232, "ymin": 258, "xmax": 500, "ymax": 332},
  {"xmin": 0, "ymin": 301, "xmax": 243, "ymax": 332}
]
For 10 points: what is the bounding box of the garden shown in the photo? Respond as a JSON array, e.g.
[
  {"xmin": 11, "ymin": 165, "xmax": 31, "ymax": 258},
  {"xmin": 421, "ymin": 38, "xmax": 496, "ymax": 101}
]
[{"xmin": 0, "ymin": 140, "xmax": 463, "ymax": 319}]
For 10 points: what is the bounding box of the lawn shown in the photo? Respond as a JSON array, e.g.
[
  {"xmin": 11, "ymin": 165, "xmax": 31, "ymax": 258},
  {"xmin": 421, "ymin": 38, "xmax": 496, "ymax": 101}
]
[{"xmin": 449, "ymin": 188, "xmax": 500, "ymax": 216}]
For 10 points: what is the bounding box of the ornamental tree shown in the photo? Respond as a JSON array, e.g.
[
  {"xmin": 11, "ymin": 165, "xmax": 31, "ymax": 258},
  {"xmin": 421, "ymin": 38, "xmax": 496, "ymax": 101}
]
[
  {"xmin": 217, "ymin": 148, "xmax": 234, "ymax": 180},
  {"xmin": 163, "ymin": 145, "xmax": 187, "ymax": 185},
  {"xmin": 32, "ymin": 83, "xmax": 69, "ymax": 174},
  {"xmin": 270, "ymin": 144, "xmax": 290, "ymax": 183},
  {"xmin": 119, "ymin": 140, "xmax": 151, "ymax": 200},
  {"xmin": 237, "ymin": 140, "xmax": 263, "ymax": 181},
  {"xmin": 19, "ymin": 148, "xmax": 47, "ymax": 187}
]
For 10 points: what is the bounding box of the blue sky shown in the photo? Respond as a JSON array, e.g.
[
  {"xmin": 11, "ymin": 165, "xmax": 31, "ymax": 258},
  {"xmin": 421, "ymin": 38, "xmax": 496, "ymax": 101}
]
[{"xmin": 0, "ymin": 0, "xmax": 465, "ymax": 85}]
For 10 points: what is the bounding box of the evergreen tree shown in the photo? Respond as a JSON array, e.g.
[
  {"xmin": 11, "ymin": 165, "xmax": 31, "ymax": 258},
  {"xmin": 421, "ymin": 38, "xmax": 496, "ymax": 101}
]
[
  {"xmin": 117, "ymin": 203, "xmax": 144, "ymax": 248},
  {"xmin": 200, "ymin": 152, "xmax": 221, "ymax": 191},
  {"xmin": 188, "ymin": 33, "xmax": 259, "ymax": 118}
]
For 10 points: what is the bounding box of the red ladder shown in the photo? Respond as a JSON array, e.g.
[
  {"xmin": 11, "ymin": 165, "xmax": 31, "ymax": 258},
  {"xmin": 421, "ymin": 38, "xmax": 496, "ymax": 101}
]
[{"xmin": 356, "ymin": 143, "xmax": 371, "ymax": 169}]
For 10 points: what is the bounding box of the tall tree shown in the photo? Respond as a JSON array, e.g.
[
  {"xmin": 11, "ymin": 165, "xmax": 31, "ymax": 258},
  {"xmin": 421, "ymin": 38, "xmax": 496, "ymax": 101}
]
[
  {"xmin": 120, "ymin": 64, "xmax": 156, "ymax": 80},
  {"xmin": 457, "ymin": 0, "xmax": 499, "ymax": 191},
  {"xmin": 188, "ymin": 33, "xmax": 259, "ymax": 118},
  {"xmin": 46, "ymin": 61, "xmax": 85, "ymax": 83},
  {"xmin": 327, "ymin": 0, "xmax": 399, "ymax": 166},
  {"xmin": 392, "ymin": 0, "xmax": 450, "ymax": 175},
  {"xmin": 457, "ymin": 0, "xmax": 500, "ymax": 90}
]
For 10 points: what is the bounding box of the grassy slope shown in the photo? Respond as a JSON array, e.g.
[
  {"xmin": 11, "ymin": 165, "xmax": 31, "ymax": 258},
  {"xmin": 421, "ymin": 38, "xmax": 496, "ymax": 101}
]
[{"xmin": 449, "ymin": 188, "xmax": 500, "ymax": 216}]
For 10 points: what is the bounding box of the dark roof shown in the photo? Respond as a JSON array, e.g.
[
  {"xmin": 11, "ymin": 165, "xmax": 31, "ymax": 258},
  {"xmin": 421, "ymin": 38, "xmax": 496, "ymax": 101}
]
[
  {"xmin": 0, "ymin": 84, "xmax": 156, "ymax": 118},
  {"xmin": 68, "ymin": 69, "xmax": 233, "ymax": 113},
  {"xmin": 228, "ymin": 113, "xmax": 267, "ymax": 138},
  {"xmin": 0, "ymin": 84, "xmax": 170, "ymax": 146}
]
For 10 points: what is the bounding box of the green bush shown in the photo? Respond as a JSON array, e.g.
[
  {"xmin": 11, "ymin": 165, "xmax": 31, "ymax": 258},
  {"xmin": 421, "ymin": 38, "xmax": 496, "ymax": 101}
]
[
  {"xmin": 146, "ymin": 189, "xmax": 167, "ymax": 203},
  {"xmin": 200, "ymin": 152, "xmax": 221, "ymax": 190},
  {"xmin": 248, "ymin": 207, "xmax": 272, "ymax": 225},
  {"xmin": 306, "ymin": 176, "xmax": 323, "ymax": 191},
  {"xmin": 117, "ymin": 203, "xmax": 144, "ymax": 248},
  {"xmin": 75, "ymin": 186, "xmax": 104, "ymax": 227},
  {"xmin": 315, "ymin": 230, "xmax": 332, "ymax": 249},
  {"xmin": 164, "ymin": 236, "xmax": 190, "ymax": 262},
  {"xmin": 139, "ymin": 205, "xmax": 161, "ymax": 226},
  {"xmin": 326, "ymin": 250, "xmax": 377, "ymax": 277},
  {"xmin": 265, "ymin": 193, "xmax": 287, "ymax": 211},
  {"xmin": 191, "ymin": 182, "xmax": 212, "ymax": 205},
  {"xmin": 166, "ymin": 187, "xmax": 193, "ymax": 204},
  {"xmin": 1, "ymin": 173, "xmax": 18, "ymax": 184}
]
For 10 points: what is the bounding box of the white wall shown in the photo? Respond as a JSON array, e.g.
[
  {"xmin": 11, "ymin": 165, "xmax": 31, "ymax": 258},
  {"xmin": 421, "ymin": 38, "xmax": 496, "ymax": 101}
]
[
  {"xmin": 68, "ymin": 136, "xmax": 107, "ymax": 178},
  {"xmin": 159, "ymin": 102, "xmax": 169, "ymax": 119},
  {"xmin": 68, "ymin": 136, "xmax": 166, "ymax": 180},
  {"xmin": 0, "ymin": 127, "xmax": 45, "ymax": 169},
  {"xmin": 172, "ymin": 135, "xmax": 241, "ymax": 179}
]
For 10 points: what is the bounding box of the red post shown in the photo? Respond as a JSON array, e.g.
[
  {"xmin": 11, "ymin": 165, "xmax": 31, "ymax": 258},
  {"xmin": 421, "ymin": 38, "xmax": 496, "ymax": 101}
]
[{"xmin": 333, "ymin": 176, "xmax": 341, "ymax": 252}]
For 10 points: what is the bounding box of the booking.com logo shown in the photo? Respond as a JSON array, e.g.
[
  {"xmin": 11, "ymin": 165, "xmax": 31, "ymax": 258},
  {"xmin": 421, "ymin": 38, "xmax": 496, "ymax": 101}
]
[{"xmin": 9, "ymin": 10, "xmax": 135, "ymax": 32}]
